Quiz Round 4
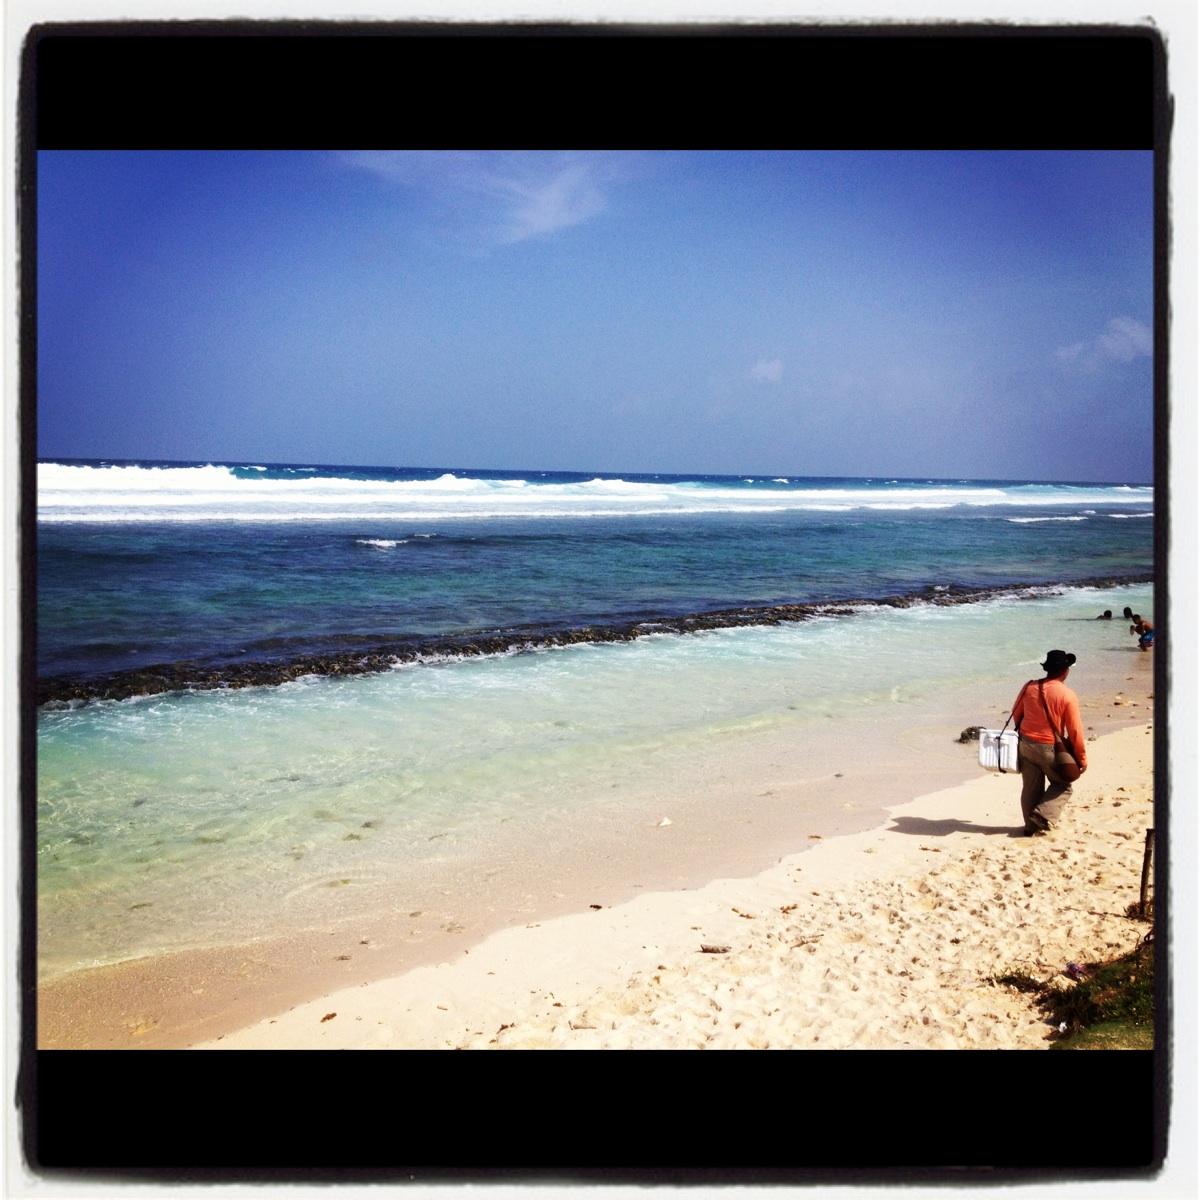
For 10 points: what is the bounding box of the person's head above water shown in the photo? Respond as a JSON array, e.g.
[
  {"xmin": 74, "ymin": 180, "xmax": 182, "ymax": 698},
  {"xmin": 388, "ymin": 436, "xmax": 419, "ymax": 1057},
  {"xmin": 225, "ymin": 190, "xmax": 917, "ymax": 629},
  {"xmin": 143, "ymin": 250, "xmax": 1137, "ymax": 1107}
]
[
  {"xmin": 1123, "ymin": 607, "xmax": 1134, "ymax": 619},
  {"xmin": 1041, "ymin": 650, "xmax": 1076, "ymax": 678}
]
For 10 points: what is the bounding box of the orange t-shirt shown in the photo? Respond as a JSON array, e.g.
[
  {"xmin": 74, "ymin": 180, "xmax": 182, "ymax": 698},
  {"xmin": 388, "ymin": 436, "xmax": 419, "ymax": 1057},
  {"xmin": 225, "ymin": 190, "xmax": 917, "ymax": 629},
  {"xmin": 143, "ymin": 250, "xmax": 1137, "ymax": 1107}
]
[{"xmin": 1011, "ymin": 677, "xmax": 1087, "ymax": 768}]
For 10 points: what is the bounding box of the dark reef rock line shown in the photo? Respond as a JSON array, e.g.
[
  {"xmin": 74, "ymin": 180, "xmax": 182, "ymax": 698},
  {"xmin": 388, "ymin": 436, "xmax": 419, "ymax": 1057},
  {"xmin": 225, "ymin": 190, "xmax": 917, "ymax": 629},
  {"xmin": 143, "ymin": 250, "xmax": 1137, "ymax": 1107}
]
[{"xmin": 37, "ymin": 572, "xmax": 1153, "ymax": 708}]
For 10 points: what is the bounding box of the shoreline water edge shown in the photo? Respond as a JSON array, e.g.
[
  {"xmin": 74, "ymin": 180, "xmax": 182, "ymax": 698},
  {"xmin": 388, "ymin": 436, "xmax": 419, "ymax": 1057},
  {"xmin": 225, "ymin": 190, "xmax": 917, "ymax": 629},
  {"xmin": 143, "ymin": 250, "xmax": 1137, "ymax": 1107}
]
[
  {"xmin": 39, "ymin": 682, "xmax": 1153, "ymax": 1050},
  {"xmin": 197, "ymin": 722, "xmax": 1155, "ymax": 1052}
]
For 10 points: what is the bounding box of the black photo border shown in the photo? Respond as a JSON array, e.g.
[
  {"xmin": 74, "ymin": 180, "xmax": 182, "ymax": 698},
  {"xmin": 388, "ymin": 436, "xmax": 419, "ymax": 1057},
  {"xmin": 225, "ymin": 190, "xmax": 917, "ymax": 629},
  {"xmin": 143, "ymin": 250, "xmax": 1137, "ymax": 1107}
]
[{"xmin": 17, "ymin": 23, "xmax": 1171, "ymax": 1184}]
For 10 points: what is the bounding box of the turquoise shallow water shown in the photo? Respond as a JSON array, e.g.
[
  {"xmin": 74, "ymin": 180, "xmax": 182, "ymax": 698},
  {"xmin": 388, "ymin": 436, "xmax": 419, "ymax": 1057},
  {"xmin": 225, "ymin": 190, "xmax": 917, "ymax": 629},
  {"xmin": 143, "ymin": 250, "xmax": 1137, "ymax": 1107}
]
[{"xmin": 37, "ymin": 581, "xmax": 1154, "ymax": 980}]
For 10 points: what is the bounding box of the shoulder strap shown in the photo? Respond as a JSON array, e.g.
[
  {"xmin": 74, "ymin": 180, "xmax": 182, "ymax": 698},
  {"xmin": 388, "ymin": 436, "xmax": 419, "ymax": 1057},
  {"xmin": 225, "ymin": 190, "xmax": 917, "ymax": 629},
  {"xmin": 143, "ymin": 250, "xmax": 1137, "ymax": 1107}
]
[{"xmin": 1003, "ymin": 680, "xmax": 1033, "ymax": 734}]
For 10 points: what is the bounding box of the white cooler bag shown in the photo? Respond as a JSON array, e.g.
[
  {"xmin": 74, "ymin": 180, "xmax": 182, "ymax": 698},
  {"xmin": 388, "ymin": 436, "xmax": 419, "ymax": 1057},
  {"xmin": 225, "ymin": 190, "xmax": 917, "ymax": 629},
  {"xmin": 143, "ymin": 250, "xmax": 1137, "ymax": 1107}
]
[{"xmin": 978, "ymin": 729, "xmax": 1019, "ymax": 773}]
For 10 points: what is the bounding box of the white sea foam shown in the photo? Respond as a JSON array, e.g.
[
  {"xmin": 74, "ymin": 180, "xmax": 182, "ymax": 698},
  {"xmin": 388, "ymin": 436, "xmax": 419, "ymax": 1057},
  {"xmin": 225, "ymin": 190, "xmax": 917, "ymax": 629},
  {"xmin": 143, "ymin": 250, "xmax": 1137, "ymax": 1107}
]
[
  {"xmin": 1006, "ymin": 516, "xmax": 1089, "ymax": 524},
  {"xmin": 1108, "ymin": 512, "xmax": 1154, "ymax": 519},
  {"xmin": 355, "ymin": 538, "xmax": 405, "ymax": 548},
  {"xmin": 36, "ymin": 462, "xmax": 1156, "ymax": 524}
]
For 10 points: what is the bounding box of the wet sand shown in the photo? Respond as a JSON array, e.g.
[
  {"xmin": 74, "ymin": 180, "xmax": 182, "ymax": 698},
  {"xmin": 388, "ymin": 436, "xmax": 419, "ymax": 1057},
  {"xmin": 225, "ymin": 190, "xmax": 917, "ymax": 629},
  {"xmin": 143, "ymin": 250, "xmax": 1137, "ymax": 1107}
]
[{"xmin": 204, "ymin": 716, "xmax": 1155, "ymax": 1051}]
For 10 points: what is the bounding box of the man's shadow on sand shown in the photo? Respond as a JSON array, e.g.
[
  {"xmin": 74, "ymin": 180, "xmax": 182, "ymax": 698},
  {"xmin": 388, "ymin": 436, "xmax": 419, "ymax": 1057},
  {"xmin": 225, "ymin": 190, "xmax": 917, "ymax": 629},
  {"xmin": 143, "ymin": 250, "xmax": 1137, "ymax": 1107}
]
[{"xmin": 888, "ymin": 816, "xmax": 1027, "ymax": 839}]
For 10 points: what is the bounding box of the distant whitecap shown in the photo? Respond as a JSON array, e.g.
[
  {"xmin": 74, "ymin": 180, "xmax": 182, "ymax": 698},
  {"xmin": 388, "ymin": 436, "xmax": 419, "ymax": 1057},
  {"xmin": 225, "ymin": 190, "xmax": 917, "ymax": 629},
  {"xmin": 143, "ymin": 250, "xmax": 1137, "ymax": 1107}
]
[{"xmin": 1006, "ymin": 516, "xmax": 1088, "ymax": 524}]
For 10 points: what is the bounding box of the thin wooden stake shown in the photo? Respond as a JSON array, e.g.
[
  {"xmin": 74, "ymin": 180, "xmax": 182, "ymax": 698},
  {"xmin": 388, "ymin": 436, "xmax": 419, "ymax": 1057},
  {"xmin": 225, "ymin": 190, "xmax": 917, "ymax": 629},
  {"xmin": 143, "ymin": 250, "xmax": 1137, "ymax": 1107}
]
[{"xmin": 1138, "ymin": 828, "xmax": 1154, "ymax": 919}]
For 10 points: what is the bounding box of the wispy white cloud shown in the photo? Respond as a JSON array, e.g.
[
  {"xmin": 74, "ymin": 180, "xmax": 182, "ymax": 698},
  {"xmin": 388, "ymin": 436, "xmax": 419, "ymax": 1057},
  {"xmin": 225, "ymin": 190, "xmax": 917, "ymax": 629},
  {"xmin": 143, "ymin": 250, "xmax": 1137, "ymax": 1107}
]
[
  {"xmin": 751, "ymin": 358, "xmax": 784, "ymax": 383},
  {"xmin": 338, "ymin": 150, "xmax": 629, "ymax": 246},
  {"xmin": 1055, "ymin": 316, "xmax": 1152, "ymax": 372},
  {"xmin": 1096, "ymin": 316, "xmax": 1153, "ymax": 362}
]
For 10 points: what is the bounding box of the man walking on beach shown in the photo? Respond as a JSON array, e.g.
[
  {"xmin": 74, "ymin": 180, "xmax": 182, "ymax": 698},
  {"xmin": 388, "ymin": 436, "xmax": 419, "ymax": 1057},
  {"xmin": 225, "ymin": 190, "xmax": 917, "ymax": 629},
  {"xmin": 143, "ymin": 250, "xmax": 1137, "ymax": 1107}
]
[{"xmin": 1010, "ymin": 650, "xmax": 1088, "ymax": 835}]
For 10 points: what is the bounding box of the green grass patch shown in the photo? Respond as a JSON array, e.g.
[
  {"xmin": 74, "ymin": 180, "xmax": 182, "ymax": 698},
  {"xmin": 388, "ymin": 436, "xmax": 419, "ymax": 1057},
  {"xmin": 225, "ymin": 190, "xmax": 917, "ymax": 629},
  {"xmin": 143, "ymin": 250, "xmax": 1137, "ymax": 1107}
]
[
  {"xmin": 991, "ymin": 938, "xmax": 1154, "ymax": 1050},
  {"xmin": 1051, "ymin": 1020, "xmax": 1154, "ymax": 1051}
]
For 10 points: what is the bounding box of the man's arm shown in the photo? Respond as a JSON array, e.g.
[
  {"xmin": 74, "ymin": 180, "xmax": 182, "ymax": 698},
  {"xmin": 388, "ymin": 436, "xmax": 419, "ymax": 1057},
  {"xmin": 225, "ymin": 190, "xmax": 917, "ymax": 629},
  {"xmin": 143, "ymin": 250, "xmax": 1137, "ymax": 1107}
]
[{"xmin": 1064, "ymin": 693, "xmax": 1088, "ymax": 770}]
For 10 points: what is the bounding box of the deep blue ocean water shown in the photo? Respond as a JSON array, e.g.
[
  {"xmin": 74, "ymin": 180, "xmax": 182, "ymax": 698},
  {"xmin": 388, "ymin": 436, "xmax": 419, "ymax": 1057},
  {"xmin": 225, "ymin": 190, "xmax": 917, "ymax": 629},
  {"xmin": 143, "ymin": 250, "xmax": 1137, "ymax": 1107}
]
[{"xmin": 38, "ymin": 459, "xmax": 1154, "ymax": 680}]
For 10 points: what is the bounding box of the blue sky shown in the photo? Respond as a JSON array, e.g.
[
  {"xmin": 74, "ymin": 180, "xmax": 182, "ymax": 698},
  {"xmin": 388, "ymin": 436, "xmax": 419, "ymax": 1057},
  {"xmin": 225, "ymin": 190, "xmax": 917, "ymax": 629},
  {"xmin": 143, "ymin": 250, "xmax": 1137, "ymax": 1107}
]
[{"xmin": 38, "ymin": 150, "xmax": 1154, "ymax": 482}]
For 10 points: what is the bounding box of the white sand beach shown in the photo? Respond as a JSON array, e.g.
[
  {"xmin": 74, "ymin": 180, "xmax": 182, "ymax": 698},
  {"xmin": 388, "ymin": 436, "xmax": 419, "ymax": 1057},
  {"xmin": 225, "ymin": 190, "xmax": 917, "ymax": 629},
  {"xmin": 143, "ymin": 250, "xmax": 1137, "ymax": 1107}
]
[{"xmin": 200, "ymin": 719, "xmax": 1154, "ymax": 1051}]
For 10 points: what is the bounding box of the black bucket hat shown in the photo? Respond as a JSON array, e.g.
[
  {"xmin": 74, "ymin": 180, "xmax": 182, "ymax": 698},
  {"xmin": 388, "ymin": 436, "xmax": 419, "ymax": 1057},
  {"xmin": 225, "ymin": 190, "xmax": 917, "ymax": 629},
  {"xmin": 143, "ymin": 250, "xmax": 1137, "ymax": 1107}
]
[{"xmin": 1041, "ymin": 650, "xmax": 1077, "ymax": 674}]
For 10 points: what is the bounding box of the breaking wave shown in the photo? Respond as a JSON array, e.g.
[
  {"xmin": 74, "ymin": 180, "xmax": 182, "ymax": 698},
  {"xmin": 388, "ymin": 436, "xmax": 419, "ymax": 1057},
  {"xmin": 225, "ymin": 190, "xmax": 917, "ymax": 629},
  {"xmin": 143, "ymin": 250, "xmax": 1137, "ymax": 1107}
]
[{"xmin": 37, "ymin": 462, "xmax": 1156, "ymax": 524}]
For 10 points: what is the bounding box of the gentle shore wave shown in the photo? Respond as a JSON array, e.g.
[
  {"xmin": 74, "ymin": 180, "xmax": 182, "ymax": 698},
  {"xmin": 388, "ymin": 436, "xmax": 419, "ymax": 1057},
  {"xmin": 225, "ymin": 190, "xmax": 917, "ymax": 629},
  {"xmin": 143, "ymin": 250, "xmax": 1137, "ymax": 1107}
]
[{"xmin": 38, "ymin": 571, "xmax": 1153, "ymax": 706}]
